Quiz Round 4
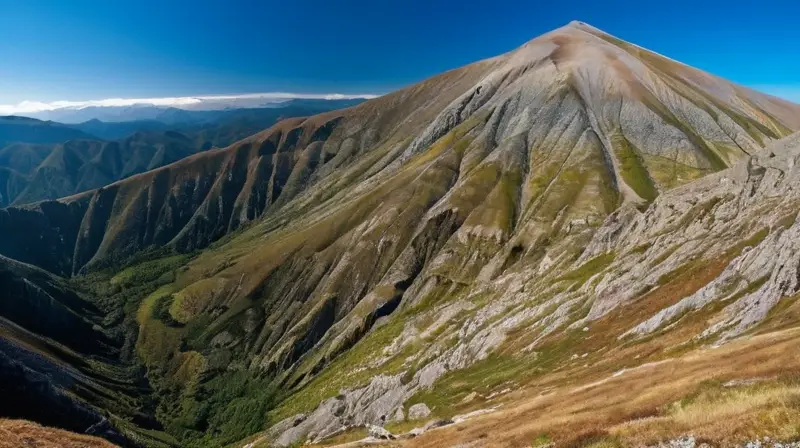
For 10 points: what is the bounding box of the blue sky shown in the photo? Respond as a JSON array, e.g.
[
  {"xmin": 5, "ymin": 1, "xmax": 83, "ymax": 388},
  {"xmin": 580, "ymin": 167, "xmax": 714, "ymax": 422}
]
[{"xmin": 1, "ymin": 0, "xmax": 799, "ymax": 107}]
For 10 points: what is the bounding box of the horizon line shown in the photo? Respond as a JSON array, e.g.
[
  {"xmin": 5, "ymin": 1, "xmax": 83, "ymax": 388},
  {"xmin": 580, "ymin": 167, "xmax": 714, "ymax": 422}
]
[{"xmin": 0, "ymin": 92, "xmax": 382, "ymax": 115}]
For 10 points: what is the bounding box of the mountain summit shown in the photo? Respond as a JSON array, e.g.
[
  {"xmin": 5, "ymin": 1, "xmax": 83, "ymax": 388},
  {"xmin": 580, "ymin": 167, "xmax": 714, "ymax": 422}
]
[{"xmin": 1, "ymin": 23, "xmax": 799, "ymax": 447}]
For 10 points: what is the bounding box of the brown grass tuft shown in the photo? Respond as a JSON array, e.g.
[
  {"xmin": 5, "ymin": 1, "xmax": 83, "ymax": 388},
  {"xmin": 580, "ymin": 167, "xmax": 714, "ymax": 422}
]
[{"xmin": 0, "ymin": 419, "xmax": 116, "ymax": 448}]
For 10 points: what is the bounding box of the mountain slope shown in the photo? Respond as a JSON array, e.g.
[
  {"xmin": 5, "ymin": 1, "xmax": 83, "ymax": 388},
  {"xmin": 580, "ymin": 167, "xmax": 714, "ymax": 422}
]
[
  {"xmin": 0, "ymin": 255, "xmax": 145, "ymax": 446},
  {"xmin": 0, "ymin": 22, "xmax": 799, "ymax": 447},
  {"xmin": 5, "ymin": 132, "xmax": 198, "ymax": 207}
]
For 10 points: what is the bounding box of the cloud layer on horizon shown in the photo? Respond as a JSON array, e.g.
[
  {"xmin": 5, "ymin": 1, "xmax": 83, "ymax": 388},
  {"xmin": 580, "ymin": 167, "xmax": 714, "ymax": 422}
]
[
  {"xmin": 0, "ymin": 92, "xmax": 380, "ymax": 115},
  {"xmin": 2, "ymin": 85, "xmax": 797, "ymax": 117}
]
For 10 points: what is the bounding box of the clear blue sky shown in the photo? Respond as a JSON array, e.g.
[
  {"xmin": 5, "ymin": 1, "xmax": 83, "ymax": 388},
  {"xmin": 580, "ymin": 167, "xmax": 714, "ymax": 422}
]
[{"xmin": 1, "ymin": 0, "xmax": 799, "ymax": 104}]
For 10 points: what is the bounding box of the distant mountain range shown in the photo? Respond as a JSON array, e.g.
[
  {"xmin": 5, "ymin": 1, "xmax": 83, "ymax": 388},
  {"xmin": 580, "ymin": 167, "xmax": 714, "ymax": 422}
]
[
  {"xmin": 0, "ymin": 98, "xmax": 366, "ymax": 207},
  {"xmin": 67, "ymin": 99, "xmax": 367, "ymax": 145},
  {"xmin": 0, "ymin": 116, "xmax": 95, "ymax": 146},
  {"xmin": 18, "ymin": 98, "xmax": 368, "ymax": 124}
]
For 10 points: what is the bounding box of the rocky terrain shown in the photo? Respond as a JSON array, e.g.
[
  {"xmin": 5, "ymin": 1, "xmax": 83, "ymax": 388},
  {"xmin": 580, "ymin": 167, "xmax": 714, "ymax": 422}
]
[{"xmin": 1, "ymin": 21, "xmax": 800, "ymax": 448}]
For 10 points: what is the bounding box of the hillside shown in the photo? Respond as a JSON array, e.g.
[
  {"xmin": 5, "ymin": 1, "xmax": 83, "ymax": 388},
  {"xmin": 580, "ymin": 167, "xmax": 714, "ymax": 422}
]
[
  {"xmin": 0, "ymin": 132, "xmax": 198, "ymax": 207},
  {"xmin": 0, "ymin": 21, "xmax": 800, "ymax": 448}
]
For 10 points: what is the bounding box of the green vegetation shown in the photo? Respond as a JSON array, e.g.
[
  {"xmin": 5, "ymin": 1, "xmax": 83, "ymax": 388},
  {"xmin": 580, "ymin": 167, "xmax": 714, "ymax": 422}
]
[
  {"xmin": 408, "ymin": 327, "xmax": 589, "ymax": 418},
  {"xmin": 641, "ymin": 153, "xmax": 708, "ymax": 190},
  {"xmin": 111, "ymin": 254, "xmax": 191, "ymax": 288},
  {"xmin": 725, "ymin": 227, "xmax": 770, "ymax": 259},
  {"xmin": 629, "ymin": 243, "xmax": 652, "ymax": 255},
  {"xmin": 556, "ymin": 252, "xmax": 616, "ymax": 289},
  {"xmin": 71, "ymin": 251, "xmax": 287, "ymax": 447},
  {"xmin": 656, "ymin": 259, "xmax": 700, "ymax": 286},
  {"xmin": 651, "ymin": 244, "xmax": 680, "ymax": 267},
  {"xmin": 157, "ymin": 370, "xmax": 279, "ymax": 447},
  {"xmin": 612, "ymin": 135, "xmax": 658, "ymax": 201},
  {"xmin": 530, "ymin": 434, "xmax": 553, "ymax": 447},
  {"xmin": 774, "ymin": 211, "xmax": 799, "ymax": 231}
]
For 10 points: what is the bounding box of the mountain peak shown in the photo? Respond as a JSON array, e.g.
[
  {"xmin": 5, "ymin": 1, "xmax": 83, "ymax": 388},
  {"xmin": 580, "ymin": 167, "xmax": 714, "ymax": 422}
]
[{"xmin": 564, "ymin": 19, "xmax": 604, "ymax": 32}]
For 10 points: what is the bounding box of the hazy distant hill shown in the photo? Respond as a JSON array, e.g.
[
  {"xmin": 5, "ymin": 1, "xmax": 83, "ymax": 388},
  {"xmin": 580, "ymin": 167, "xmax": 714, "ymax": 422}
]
[
  {"xmin": 0, "ymin": 116, "xmax": 96, "ymax": 146},
  {"xmin": 67, "ymin": 99, "xmax": 367, "ymax": 146},
  {"xmin": 22, "ymin": 98, "xmax": 367, "ymax": 124},
  {"xmin": 69, "ymin": 118, "xmax": 170, "ymax": 140}
]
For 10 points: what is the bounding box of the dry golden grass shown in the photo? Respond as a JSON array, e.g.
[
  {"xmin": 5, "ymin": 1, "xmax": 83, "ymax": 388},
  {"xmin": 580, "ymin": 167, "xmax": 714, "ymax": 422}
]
[
  {"xmin": 0, "ymin": 419, "xmax": 116, "ymax": 448},
  {"xmin": 400, "ymin": 327, "xmax": 800, "ymax": 447}
]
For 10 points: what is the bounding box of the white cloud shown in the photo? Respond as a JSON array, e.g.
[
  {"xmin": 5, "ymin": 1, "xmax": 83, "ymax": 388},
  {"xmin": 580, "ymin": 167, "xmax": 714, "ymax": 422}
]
[
  {"xmin": 751, "ymin": 85, "xmax": 800, "ymax": 103},
  {"xmin": 0, "ymin": 92, "xmax": 380, "ymax": 115}
]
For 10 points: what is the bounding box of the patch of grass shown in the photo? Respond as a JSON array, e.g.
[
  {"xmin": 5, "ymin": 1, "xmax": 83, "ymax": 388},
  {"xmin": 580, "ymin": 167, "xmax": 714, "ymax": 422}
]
[
  {"xmin": 629, "ymin": 243, "xmax": 652, "ymax": 255},
  {"xmin": 651, "ymin": 245, "xmax": 680, "ymax": 267},
  {"xmin": 111, "ymin": 254, "xmax": 191, "ymax": 288},
  {"xmin": 774, "ymin": 211, "xmax": 799, "ymax": 231},
  {"xmin": 407, "ymin": 353, "xmax": 537, "ymax": 418},
  {"xmin": 384, "ymin": 420, "xmax": 422, "ymax": 436},
  {"xmin": 641, "ymin": 153, "xmax": 708, "ymax": 190},
  {"xmin": 656, "ymin": 259, "xmax": 699, "ymax": 287},
  {"xmin": 0, "ymin": 419, "xmax": 116, "ymax": 448},
  {"xmin": 611, "ymin": 135, "xmax": 658, "ymax": 201},
  {"xmin": 317, "ymin": 427, "xmax": 369, "ymax": 446},
  {"xmin": 556, "ymin": 252, "xmax": 616, "ymax": 288},
  {"xmin": 530, "ymin": 433, "xmax": 553, "ymax": 447},
  {"xmin": 725, "ymin": 227, "xmax": 770, "ymax": 259},
  {"xmin": 619, "ymin": 377, "xmax": 800, "ymax": 445}
]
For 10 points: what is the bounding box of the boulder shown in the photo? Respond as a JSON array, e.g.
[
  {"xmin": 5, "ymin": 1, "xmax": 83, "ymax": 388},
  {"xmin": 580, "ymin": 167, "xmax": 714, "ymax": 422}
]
[
  {"xmin": 367, "ymin": 424, "xmax": 395, "ymax": 440},
  {"xmin": 407, "ymin": 403, "xmax": 431, "ymax": 420}
]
